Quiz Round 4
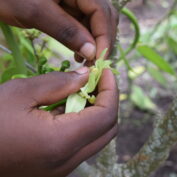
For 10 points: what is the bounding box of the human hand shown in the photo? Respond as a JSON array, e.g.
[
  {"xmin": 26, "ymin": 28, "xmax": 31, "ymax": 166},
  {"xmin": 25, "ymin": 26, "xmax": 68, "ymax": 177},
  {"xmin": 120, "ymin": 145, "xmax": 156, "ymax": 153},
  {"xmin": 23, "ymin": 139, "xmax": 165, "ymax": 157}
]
[
  {"xmin": 0, "ymin": 0, "xmax": 118, "ymax": 61},
  {"xmin": 0, "ymin": 68, "xmax": 119, "ymax": 177}
]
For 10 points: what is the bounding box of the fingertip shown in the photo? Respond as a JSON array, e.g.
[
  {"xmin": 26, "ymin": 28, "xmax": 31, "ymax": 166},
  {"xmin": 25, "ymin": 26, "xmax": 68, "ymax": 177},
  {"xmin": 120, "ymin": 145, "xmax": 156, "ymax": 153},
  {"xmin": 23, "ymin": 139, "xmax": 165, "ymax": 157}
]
[
  {"xmin": 102, "ymin": 68, "xmax": 114, "ymax": 78},
  {"xmin": 98, "ymin": 68, "xmax": 116, "ymax": 91},
  {"xmin": 75, "ymin": 67, "xmax": 90, "ymax": 75},
  {"xmin": 79, "ymin": 42, "xmax": 96, "ymax": 60}
]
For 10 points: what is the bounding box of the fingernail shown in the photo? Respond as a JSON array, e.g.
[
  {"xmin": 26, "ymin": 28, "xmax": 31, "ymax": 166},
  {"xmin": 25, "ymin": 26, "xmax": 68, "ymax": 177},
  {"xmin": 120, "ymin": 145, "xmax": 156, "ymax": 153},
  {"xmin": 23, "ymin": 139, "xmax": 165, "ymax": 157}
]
[
  {"xmin": 76, "ymin": 67, "xmax": 89, "ymax": 74},
  {"xmin": 79, "ymin": 42, "xmax": 96, "ymax": 60}
]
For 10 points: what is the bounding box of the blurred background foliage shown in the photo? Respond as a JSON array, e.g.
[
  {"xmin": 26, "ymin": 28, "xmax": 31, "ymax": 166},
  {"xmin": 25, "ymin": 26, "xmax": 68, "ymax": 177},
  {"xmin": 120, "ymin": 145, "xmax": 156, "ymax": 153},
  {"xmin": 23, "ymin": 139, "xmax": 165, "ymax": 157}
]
[{"xmin": 0, "ymin": 0, "xmax": 177, "ymax": 176}]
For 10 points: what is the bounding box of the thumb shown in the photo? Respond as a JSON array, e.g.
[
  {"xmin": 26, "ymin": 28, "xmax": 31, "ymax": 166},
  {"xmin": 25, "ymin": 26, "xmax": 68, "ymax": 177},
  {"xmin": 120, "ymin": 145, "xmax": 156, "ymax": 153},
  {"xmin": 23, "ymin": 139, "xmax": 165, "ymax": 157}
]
[
  {"xmin": 26, "ymin": 67, "xmax": 89, "ymax": 106},
  {"xmin": 32, "ymin": 1, "xmax": 96, "ymax": 60}
]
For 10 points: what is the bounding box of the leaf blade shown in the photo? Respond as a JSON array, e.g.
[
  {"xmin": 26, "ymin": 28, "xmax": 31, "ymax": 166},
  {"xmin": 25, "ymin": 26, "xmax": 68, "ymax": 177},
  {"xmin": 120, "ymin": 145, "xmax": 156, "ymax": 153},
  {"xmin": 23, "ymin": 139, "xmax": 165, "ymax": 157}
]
[
  {"xmin": 137, "ymin": 45, "xmax": 176, "ymax": 75},
  {"xmin": 65, "ymin": 93, "xmax": 87, "ymax": 113}
]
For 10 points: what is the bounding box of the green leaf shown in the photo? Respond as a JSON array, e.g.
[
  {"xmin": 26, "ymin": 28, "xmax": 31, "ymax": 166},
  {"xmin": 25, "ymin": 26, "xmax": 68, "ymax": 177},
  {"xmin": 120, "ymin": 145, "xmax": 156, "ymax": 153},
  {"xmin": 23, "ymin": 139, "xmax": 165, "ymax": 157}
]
[
  {"xmin": 118, "ymin": 44, "xmax": 134, "ymax": 71},
  {"xmin": 65, "ymin": 94, "xmax": 87, "ymax": 113},
  {"xmin": 130, "ymin": 86, "xmax": 156, "ymax": 111},
  {"xmin": 12, "ymin": 74, "xmax": 28, "ymax": 79},
  {"xmin": 167, "ymin": 36, "xmax": 177, "ymax": 55},
  {"xmin": 137, "ymin": 45, "xmax": 176, "ymax": 75},
  {"xmin": 0, "ymin": 23, "xmax": 27, "ymax": 74},
  {"xmin": 148, "ymin": 67, "xmax": 167, "ymax": 87},
  {"xmin": 41, "ymin": 99, "xmax": 67, "ymax": 112},
  {"xmin": 99, "ymin": 48, "xmax": 108, "ymax": 59},
  {"xmin": 81, "ymin": 71, "xmax": 97, "ymax": 95},
  {"xmin": 1, "ymin": 67, "xmax": 19, "ymax": 83},
  {"xmin": 65, "ymin": 49, "xmax": 119, "ymax": 113},
  {"xmin": 128, "ymin": 66, "xmax": 145, "ymax": 79},
  {"xmin": 121, "ymin": 8, "xmax": 140, "ymax": 55}
]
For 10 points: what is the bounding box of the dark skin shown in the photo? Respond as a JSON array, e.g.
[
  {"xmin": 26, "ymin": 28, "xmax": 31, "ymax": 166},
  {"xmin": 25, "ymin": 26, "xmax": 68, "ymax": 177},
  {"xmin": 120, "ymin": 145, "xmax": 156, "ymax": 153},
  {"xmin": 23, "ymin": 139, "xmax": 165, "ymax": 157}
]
[
  {"xmin": 0, "ymin": 0, "xmax": 118, "ymax": 60},
  {"xmin": 0, "ymin": 0, "xmax": 119, "ymax": 176},
  {"xmin": 0, "ymin": 69, "xmax": 119, "ymax": 177}
]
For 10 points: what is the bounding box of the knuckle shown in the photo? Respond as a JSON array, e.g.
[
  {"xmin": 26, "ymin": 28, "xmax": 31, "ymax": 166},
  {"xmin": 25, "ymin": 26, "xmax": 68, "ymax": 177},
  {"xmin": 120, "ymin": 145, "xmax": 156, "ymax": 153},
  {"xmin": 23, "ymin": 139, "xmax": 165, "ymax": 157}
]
[
  {"xmin": 56, "ymin": 72, "xmax": 70, "ymax": 85},
  {"xmin": 63, "ymin": 72, "xmax": 78, "ymax": 89},
  {"xmin": 39, "ymin": 71, "xmax": 78, "ymax": 94},
  {"xmin": 56, "ymin": 25, "xmax": 78, "ymax": 45}
]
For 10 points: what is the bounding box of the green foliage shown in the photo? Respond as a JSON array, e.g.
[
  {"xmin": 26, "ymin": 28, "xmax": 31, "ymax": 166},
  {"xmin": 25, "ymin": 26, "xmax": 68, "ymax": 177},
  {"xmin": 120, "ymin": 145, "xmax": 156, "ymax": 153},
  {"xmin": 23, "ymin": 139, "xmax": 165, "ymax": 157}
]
[
  {"xmin": 11, "ymin": 74, "xmax": 28, "ymax": 79},
  {"xmin": 121, "ymin": 8, "xmax": 140, "ymax": 55},
  {"xmin": 65, "ymin": 94, "xmax": 87, "ymax": 113},
  {"xmin": 1, "ymin": 67, "xmax": 19, "ymax": 83},
  {"xmin": 147, "ymin": 67, "xmax": 167, "ymax": 87},
  {"xmin": 65, "ymin": 49, "xmax": 118, "ymax": 113},
  {"xmin": 137, "ymin": 45, "xmax": 176, "ymax": 75},
  {"xmin": 0, "ymin": 23, "xmax": 27, "ymax": 74},
  {"xmin": 130, "ymin": 85, "xmax": 156, "ymax": 111},
  {"xmin": 60, "ymin": 60, "xmax": 70, "ymax": 72}
]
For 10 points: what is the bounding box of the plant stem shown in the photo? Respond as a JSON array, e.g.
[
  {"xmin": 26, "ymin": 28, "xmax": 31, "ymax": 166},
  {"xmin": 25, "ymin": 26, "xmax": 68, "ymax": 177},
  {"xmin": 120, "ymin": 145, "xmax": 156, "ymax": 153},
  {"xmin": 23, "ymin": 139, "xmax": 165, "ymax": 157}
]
[
  {"xmin": 0, "ymin": 22, "xmax": 26, "ymax": 74},
  {"xmin": 43, "ymin": 99, "xmax": 67, "ymax": 111},
  {"xmin": 0, "ymin": 43, "xmax": 37, "ymax": 73},
  {"xmin": 24, "ymin": 61, "xmax": 37, "ymax": 73},
  {"xmin": 0, "ymin": 44, "xmax": 12, "ymax": 54},
  {"xmin": 121, "ymin": 8, "xmax": 140, "ymax": 55}
]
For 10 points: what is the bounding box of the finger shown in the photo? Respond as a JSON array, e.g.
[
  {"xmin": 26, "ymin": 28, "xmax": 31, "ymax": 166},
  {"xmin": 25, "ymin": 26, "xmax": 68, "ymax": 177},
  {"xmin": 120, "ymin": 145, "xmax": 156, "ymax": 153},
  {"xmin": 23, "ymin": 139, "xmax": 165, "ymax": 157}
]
[
  {"xmin": 55, "ymin": 124, "xmax": 118, "ymax": 176},
  {"xmin": 74, "ymin": 0, "xmax": 119, "ymax": 58},
  {"xmin": 30, "ymin": 1, "xmax": 96, "ymax": 60},
  {"xmin": 53, "ymin": 69, "xmax": 119, "ymax": 156},
  {"xmin": 25, "ymin": 67, "xmax": 89, "ymax": 106}
]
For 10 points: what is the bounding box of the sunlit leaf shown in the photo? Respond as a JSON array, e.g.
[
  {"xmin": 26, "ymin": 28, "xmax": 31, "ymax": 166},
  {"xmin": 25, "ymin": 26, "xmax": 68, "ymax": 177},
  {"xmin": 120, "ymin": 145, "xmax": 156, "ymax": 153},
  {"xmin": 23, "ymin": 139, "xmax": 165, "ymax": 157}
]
[
  {"xmin": 137, "ymin": 45, "xmax": 176, "ymax": 75},
  {"xmin": 120, "ymin": 94, "xmax": 128, "ymax": 101},
  {"xmin": 99, "ymin": 48, "xmax": 108, "ymax": 59},
  {"xmin": 148, "ymin": 67, "xmax": 167, "ymax": 87},
  {"xmin": 128, "ymin": 66, "xmax": 145, "ymax": 79},
  {"xmin": 131, "ymin": 85, "xmax": 156, "ymax": 111},
  {"xmin": 12, "ymin": 74, "xmax": 28, "ymax": 79},
  {"xmin": 167, "ymin": 36, "xmax": 177, "ymax": 55}
]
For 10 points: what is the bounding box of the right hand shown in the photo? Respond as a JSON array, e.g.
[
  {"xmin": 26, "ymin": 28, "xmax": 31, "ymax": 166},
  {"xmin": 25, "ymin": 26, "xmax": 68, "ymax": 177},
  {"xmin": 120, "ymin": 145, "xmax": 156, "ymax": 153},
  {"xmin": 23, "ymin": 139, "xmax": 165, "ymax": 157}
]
[{"xmin": 0, "ymin": 68, "xmax": 119, "ymax": 177}]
